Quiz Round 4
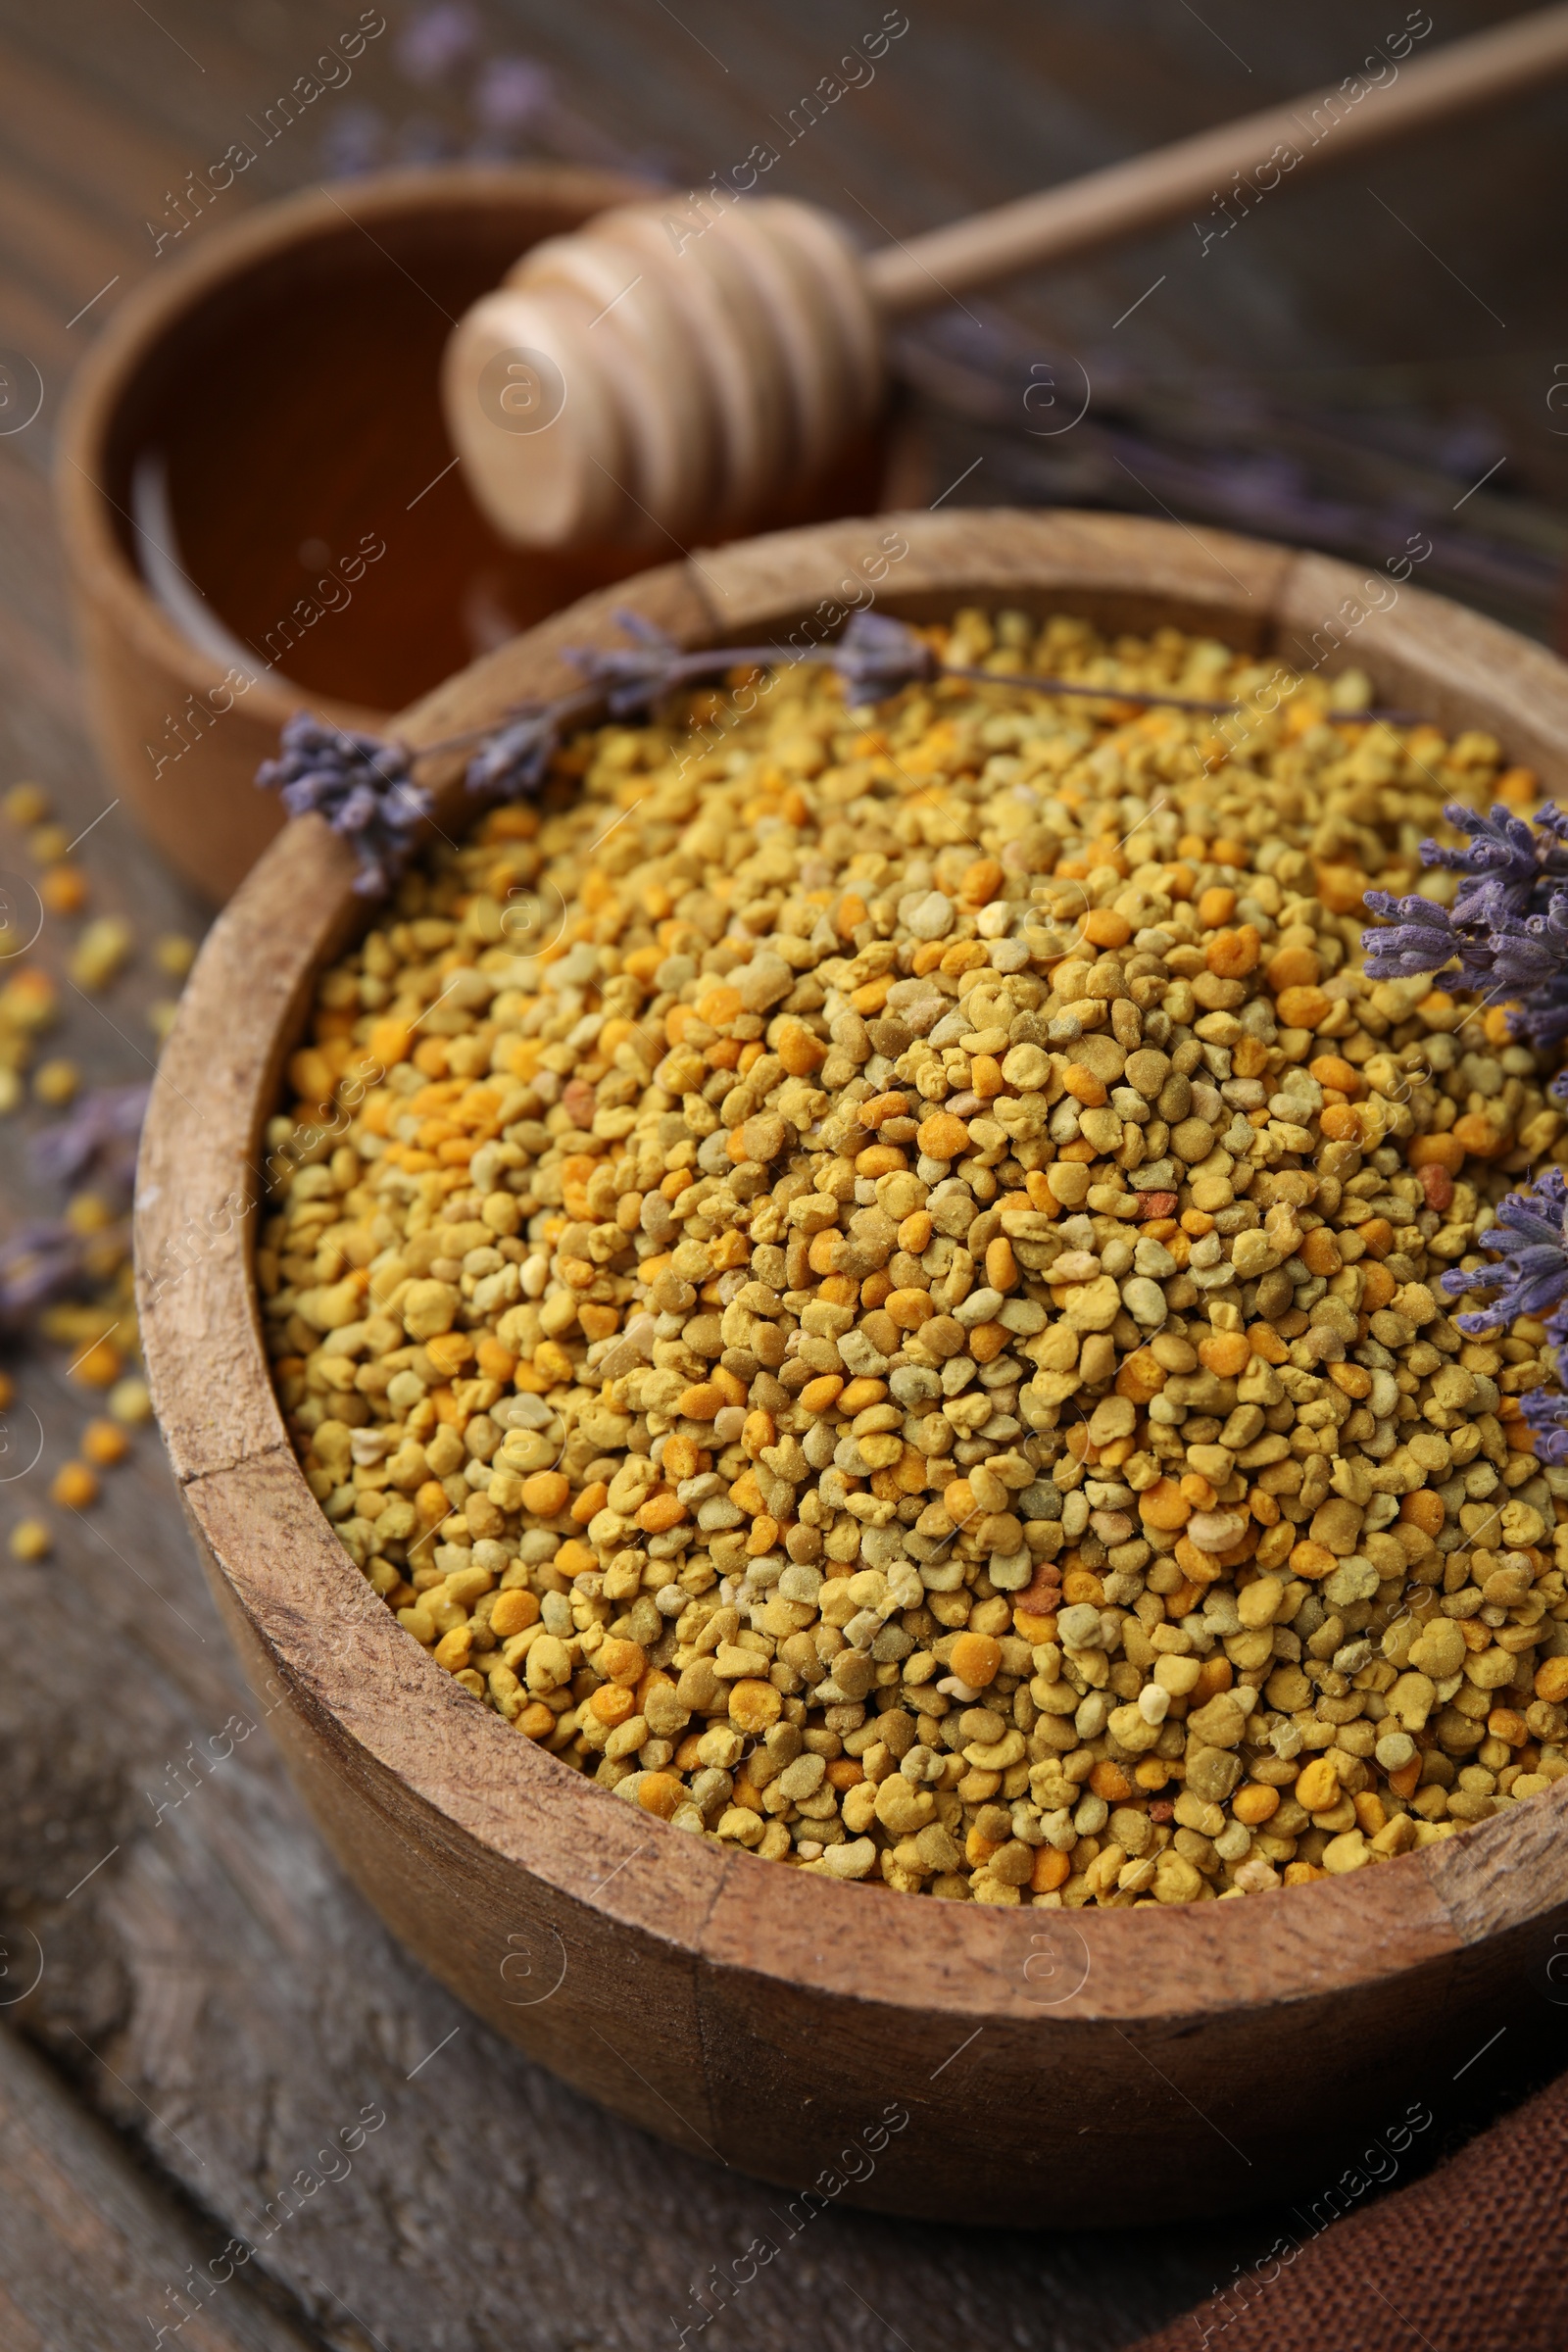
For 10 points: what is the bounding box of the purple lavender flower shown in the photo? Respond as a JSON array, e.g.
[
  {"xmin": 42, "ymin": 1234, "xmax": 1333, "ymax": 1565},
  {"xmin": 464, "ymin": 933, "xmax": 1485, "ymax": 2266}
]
[
  {"xmin": 1521, "ymin": 1384, "xmax": 1568, "ymax": 1462},
  {"xmin": 1485, "ymin": 896, "xmax": 1568, "ymax": 1051},
  {"xmin": 472, "ymin": 56, "xmax": 554, "ymax": 135},
  {"xmin": 257, "ymin": 714, "xmax": 432, "ymax": 896},
  {"xmin": 465, "ymin": 707, "xmax": 565, "ymax": 803},
  {"xmin": 0, "ymin": 1219, "xmax": 87, "ymax": 1320},
  {"xmin": 395, "ymin": 1, "xmax": 479, "ymax": 85},
  {"xmin": 31, "ymin": 1083, "xmax": 149, "ymax": 1194},
  {"xmin": 828, "ymin": 610, "xmax": 939, "ymax": 703},
  {"xmin": 563, "ymin": 611, "xmax": 704, "ymax": 718},
  {"xmin": 564, "ymin": 607, "xmax": 940, "ymax": 722},
  {"xmin": 1361, "ymin": 890, "xmax": 1461, "ymax": 984},
  {"xmin": 1363, "ymin": 801, "xmax": 1568, "ymax": 1052},
  {"xmin": 1441, "ymin": 1168, "xmax": 1568, "ymax": 1336},
  {"xmin": 1419, "ymin": 801, "xmax": 1568, "ymax": 927}
]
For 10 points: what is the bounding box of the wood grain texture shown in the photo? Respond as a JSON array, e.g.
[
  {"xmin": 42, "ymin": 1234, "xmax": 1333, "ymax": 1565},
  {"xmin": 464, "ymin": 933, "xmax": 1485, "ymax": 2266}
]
[
  {"xmin": 1270, "ymin": 549, "xmax": 1568, "ymax": 792},
  {"xmin": 455, "ymin": 13, "xmax": 1568, "ymax": 546},
  {"xmin": 138, "ymin": 506, "xmax": 1568, "ymax": 2236},
  {"xmin": 864, "ymin": 5, "xmax": 1568, "ymax": 307},
  {"xmin": 693, "ymin": 505, "xmax": 1295, "ymax": 646},
  {"xmin": 0, "ymin": 2031, "xmax": 318, "ymax": 2352},
  {"xmin": 1, "ymin": 1389, "xmax": 1266, "ymax": 2352}
]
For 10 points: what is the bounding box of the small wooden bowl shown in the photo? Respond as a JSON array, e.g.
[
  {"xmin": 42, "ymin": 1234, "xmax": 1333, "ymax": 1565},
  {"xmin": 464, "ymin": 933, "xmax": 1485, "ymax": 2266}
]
[
  {"xmin": 56, "ymin": 166, "xmax": 662, "ymax": 903},
  {"xmin": 57, "ymin": 166, "xmax": 892, "ymax": 905},
  {"xmin": 138, "ymin": 510, "xmax": 1568, "ymax": 2224}
]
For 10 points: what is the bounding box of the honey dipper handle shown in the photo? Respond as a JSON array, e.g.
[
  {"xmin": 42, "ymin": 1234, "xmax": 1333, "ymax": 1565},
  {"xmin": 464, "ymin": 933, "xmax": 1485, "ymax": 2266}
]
[{"xmin": 863, "ymin": 5, "xmax": 1568, "ymax": 313}]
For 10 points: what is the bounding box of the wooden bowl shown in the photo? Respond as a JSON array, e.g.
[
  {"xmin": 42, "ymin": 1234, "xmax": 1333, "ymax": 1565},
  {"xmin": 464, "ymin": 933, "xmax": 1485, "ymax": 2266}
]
[
  {"xmin": 137, "ymin": 509, "xmax": 1568, "ymax": 2225},
  {"xmin": 56, "ymin": 165, "xmax": 894, "ymax": 905},
  {"xmin": 56, "ymin": 166, "xmax": 660, "ymax": 904}
]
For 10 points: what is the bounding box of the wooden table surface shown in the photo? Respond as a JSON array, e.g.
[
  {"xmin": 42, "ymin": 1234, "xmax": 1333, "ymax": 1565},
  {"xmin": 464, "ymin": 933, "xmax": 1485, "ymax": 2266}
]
[{"xmin": 4, "ymin": 6, "xmax": 1568, "ymax": 2348}]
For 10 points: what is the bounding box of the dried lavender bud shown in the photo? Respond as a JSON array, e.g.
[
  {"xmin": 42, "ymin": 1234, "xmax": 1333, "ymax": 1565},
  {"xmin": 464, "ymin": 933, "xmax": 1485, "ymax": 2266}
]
[
  {"xmin": 562, "ymin": 604, "xmax": 1253, "ymax": 731},
  {"xmin": 1421, "ymin": 801, "xmax": 1568, "ymax": 926},
  {"xmin": 563, "ymin": 609, "xmax": 700, "ymax": 717},
  {"xmin": 1442, "ymin": 1167, "xmax": 1568, "ymax": 1336},
  {"xmin": 1361, "ymin": 891, "xmax": 1465, "ymax": 984},
  {"xmin": 256, "ymin": 713, "xmax": 432, "ymax": 896},
  {"xmin": 565, "ymin": 607, "xmax": 936, "ymax": 721},
  {"xmin": 1486, "ymin": 897, "xmax": 1568, "ymax": 1052},
  {"xmin": 395, "ymin": 1, "xmax": 479, "ymax": 84},
  {"xmin": 826, "ymin": 610, "xmax": 939, "ymax": 703},
  {"xmin": 0, "ymin": 1219, "xmax": 87, "ymax": 1320},
  {"xmin": 473, "ymin": 54, "xmax": 554, "ymax": 132},
  {"xmin": 564, "ymin": 612, "xmax": 810, "ymax": 717},
  {"xmin": 1365, "ymin": 801, "xmax": 1568, "ymax": 1053},
  {"xmin": 465, "ymin": 706, "xmax": 567, "ymax": 802},
  {"xmin": 1521, "ymin": 1385, "xmax": 1568, "ymax": 1462},
  {"xmin": 31, "ymin": 1082, "xmax": 148, "ymax": 1193}
]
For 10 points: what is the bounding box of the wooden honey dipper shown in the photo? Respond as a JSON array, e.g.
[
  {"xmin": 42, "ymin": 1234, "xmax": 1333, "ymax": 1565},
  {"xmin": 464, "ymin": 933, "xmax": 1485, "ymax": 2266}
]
[{"xmin": 444, "ymin": 5, "xmax": 1568, "ymax": 551}]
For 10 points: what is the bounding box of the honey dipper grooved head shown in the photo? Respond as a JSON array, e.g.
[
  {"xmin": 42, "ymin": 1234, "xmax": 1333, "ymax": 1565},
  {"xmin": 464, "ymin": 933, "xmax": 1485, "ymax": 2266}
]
[{"xmin": 442, "ymin": 194, "xmax": 883, "ymax": 551}]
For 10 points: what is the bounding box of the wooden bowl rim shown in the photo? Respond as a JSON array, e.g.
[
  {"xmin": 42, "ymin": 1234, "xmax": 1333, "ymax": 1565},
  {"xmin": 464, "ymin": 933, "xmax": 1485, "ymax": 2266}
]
[
  {"xmin": 55, "ymin": 161, "xmax": 651, "ymax": 732},
  {"xmin": 137, "ymin": 505, "xmax": 1568, "ymax": 2031}
]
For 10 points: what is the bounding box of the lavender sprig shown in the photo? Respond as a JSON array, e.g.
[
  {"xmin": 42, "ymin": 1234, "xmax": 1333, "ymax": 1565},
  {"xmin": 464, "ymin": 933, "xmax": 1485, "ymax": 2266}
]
[
  {"xmin": 261, "ymin": 611, "xmax": 1433, "ymax": 895},
  {"xmin": 1487, "ymin": 899, "xmax": 1568, "ymax": 1054},
  {"xmin": 1360, "ymin": 891, "xmax": 1464, "ymax": 986},
  {"xmin": 1362, "ymin": 801, "xmax": 1568, "ymax": 1054},
  {"xmin": 30, "ymin": 1082, "xmax": 149, "ymax": 1193},
  {"xmin": 463, "ymin": 699, "xmax": 586, "ymax": 804},
  {"xmin": 556, "ymin": 606, "xmax": 937, "ymax": 711},
  {"xmin": 1, "ymin": 1090, "xmax": 148, "ymax": 1332},
  {"xmin": 561, "ymin": 606, "xmax": 1428, "ymax": 721},
  {"xmin": 259, "ymin": 615, "xmax": 939, "ymax": 890},
  {"xmin": 1370, "ymin": 820, "xmax": 1568, "ymax": 1446},
  {"xmin": 256, "ymin": 714, "xmax": 432, "ymax": 898},
  {"xmin": 829, "ymin": 610, "xmax": 940, "ymax": 701},
  {"xmin": 562, "ymin": 608, "xmax": 1247, "ymax": 715},
  {"xmin": 395, "ymin": 0, "xmax": 479, "ymax": 83},
  {"xmin": 0, "ymin": 1219, "xmax": 92, "ymax": 1322},
  {"xmin": 1440, "ymin": 1167, "xmax": 1568, "ymax": 1337},
  {"xmin": 562, "ymin": 608, "xmax": 718, "ymax": 717},
  {"xmin": 1418, "ymin": 801, "xmax": 1568, "ymax": 927},
  {"xmin": 1521, "ymin": 1385, "xmax": 1568, "ymax": 1463}
]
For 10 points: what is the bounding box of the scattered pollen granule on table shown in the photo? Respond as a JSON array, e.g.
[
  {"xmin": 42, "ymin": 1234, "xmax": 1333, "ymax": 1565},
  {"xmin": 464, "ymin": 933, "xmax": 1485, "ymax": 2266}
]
[{"xmin": 258, "ymin": 607, "xmax": 1568, "ymax": 1908}]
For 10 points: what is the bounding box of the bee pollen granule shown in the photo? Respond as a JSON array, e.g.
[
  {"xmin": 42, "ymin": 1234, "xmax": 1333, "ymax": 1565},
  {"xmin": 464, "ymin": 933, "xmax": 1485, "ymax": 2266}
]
[{"xmin": 259, "ymin": 608, "xmax": 1568, "ymax": 1907}]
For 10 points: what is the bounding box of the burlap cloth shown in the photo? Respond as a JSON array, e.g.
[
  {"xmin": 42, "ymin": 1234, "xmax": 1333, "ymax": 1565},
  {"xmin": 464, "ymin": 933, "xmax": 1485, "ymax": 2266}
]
[{"xmin": 1130, "ymin": 2071, "xmax": 1568, "ymax": 2351}]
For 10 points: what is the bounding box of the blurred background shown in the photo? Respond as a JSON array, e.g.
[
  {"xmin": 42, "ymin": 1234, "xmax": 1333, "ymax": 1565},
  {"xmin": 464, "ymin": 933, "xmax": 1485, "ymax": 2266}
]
[
  {"xmin": 2, "ymin": 7, "xmax": 1568, "ymax": 2349},
  {"xmin": 10, "ymin": 0, "xmax": 1568, "ymax": 719}
]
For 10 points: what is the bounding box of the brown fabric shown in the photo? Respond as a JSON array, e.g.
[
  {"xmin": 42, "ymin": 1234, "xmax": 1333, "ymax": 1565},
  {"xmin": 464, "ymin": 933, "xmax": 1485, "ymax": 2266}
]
[{"xmin": 1131, "ymin": 2074, "xmax": 1568, "ymax": 2352}]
